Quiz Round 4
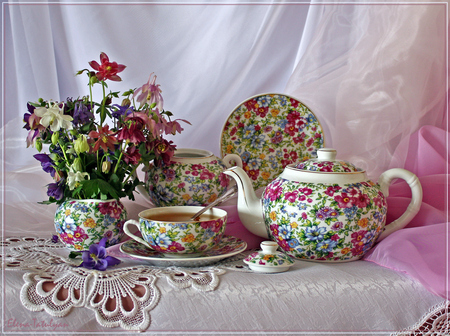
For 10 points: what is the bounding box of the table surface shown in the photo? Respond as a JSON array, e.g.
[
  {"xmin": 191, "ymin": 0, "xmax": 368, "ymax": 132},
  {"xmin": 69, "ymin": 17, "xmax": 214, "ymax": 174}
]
[{"xmin": 1, "ymin": 236, "xmax": 446, "ymax": 335}]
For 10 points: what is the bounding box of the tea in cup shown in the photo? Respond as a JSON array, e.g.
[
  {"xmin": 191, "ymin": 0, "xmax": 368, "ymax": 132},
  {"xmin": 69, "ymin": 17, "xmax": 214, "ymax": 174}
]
[{"xmin": 123, "ymin": 206, "xmax": 227, "ymax": 257}]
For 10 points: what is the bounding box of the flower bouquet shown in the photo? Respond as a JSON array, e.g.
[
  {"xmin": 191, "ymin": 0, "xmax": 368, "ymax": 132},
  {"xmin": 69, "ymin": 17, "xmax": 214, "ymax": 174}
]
[{"xmin": 24, "ymin": 52, "xmax": 189, "ymax": 251}]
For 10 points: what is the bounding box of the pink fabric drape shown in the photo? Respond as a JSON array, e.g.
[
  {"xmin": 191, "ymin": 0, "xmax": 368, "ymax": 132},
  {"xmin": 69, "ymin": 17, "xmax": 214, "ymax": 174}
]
[{"xmin": 363, "ymin": 125, "xmax": 448, "ymax": 299}]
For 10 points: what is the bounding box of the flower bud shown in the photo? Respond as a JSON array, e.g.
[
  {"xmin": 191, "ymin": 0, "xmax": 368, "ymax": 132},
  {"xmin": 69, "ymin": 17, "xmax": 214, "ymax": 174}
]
[
  {"xmin": 35, "ymin": 139, "xmax": 43, "ymax": 152},
  {"xmin": 74, "ymin": 135, "xmax": 90, "ymax": 154},
  {"xmin": 89, "ymin": 75, "xmax": 99, "ymax": 85},
  {"xmin": 72, "ymin": 157, "xmax": 83, "ymax": 172},
  {"xmin": 51, "ymin": 132, "xmax": 59, "ymax": 145},
  {"xmin": 102, "ymin": 160, "xmax": 111, "ymax": 173},
  {"xmin": 121, "ymin": 98, "xmax": 131, "ymax": 107}
]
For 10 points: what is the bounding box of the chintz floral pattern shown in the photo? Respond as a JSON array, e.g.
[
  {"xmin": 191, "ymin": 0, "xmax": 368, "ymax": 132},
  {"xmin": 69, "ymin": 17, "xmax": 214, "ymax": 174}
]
[
  {"xmin": 139, "ymin": 215, "xmax": 227, "ymax": 255},
  {"xmin": 244, "ymin": 251, "xmax": 294, "ymax": 266},
  {"xmin": 262, "ymin": 178, "xmax": 387, "ymax": 261},
  {"xmin": 295, "ymin": 160, "xmax": 359, "ymax": 173},
  {"xmin": 54, "ymin": 199, "xmax": 126, "ymax": 251},
  {"xmin": 221, "ymin": 94, "xmax": 324, "ymax": 190},
  {"xmin": 122, "ymin": 234, "xmax": 244, "ymax": 258},
  {"xmin": 146, "ymin": 159, "xmax": 231, "ymax": 206}
]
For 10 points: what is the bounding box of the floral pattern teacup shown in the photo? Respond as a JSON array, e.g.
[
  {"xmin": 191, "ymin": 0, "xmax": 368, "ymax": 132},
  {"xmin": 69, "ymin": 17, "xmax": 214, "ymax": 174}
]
[
  {"xmin": 145, "ymin": 148, "xmax": 242, "ymax": 206},
  {"xmin": 123, "ymin": 206, "xmax": 227, "ymax": 257}
]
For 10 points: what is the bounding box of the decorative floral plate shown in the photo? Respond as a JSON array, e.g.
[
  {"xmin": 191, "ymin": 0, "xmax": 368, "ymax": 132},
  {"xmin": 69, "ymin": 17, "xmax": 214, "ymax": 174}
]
[
  {"xmin": 119, "ymin": 235, "xmax": 247, "ymax": 267},
  {"xmin": 220, "ymin": 93, "xmax": 324, "ymax": 190}
]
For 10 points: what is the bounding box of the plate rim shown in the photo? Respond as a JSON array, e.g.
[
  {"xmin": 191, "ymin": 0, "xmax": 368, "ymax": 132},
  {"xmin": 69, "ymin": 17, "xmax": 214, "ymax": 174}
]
[{"xmin": 219, "ymin": 92, "xmax": 325, "ymax": 189}]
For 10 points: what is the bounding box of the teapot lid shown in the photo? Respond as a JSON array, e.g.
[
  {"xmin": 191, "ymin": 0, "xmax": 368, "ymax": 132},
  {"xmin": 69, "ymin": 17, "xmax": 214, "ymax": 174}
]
[{"xmin": 295, "ymin": 148, "xmax": 360, "ymax": 173}]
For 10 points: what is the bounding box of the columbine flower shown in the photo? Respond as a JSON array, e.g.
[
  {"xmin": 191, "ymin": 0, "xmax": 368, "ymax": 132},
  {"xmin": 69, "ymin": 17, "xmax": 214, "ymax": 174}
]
[
  {"xmin": 134, "ymin": 73, "xmax": 164, "ymax": 110},
  {"xmin": 47, "ymin": 180, "xmax": 64, "ymax": 200},
  {"xmin": 74, "ymin": 134, "xmax": 90, "ymax": 154},
  {"xmin": 89, "ymin": 52, "xmax": 126, "ymax": 82},
  {"xmin": 34, "ymin": 153, "xmax": 56, "ymax": 177},
  {"xmin": 67, "ymin": 170, "xmax": 89, "ymax": 190},
  {"xmin": 34, "ymin": 102, "xmax": 73, "ymax": 132},
  {"xmin": 88, "ymin": 125, "xmax": 118, "ymax": 152},
  {"xmin": 73, "ymin": 101, "xmax": 94, "ymax": 125},
  {"xmin": 78, "ymin": 237, "xmax": 121, "ymax": 271}
]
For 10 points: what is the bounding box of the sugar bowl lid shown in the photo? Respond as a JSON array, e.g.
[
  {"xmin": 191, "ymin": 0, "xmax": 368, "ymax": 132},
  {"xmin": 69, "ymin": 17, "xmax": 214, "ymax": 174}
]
[
  {"xmin": 294, "ymin": 148, "xmax": 360, "ymax": 173},
  {"xmin": 244, "ymin": 241, "xmax": 294, "ymax": 273}
]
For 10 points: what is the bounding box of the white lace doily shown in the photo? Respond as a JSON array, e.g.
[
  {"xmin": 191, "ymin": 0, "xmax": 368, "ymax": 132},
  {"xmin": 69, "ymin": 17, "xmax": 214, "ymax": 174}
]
[
  {"xmin": 391, "ymin": 300, "xmax": 449, "ymax": 336},
  {"xmin": 1, "ymin": 236, "xmax": 250, "ymax": 331}
]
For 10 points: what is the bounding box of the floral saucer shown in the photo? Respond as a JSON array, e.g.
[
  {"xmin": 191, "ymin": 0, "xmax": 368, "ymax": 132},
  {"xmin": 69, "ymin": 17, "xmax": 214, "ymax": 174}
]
[
  {"xmin": 119, "ymin": 235, "xmax": 247, "ymax": 267},
  {"xmin": 220, "ymin": 93, "xmax": 324, "ymax": 190}
]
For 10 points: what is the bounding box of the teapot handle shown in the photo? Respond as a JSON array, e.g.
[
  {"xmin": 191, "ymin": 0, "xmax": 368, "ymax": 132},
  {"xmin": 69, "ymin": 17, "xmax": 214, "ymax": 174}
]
[
  {"xmin": 376, "ymin": 168, "xmax": 423, "ymax": 242},
  {"xmin": 222, "ymin": 154, "xmax": 243, "ymax": 169}
]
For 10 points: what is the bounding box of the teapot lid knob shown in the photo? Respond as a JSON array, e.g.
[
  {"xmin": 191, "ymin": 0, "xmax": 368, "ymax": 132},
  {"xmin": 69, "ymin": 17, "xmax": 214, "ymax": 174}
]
[{"xmin": 317, "ymin": 148, "xmax": 337, "ymax": 161}]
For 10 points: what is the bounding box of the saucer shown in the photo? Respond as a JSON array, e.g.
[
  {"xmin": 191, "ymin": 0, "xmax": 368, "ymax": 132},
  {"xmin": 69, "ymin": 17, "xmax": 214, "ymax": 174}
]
[
  {"xmin": 220, "ymin": 93, "xmax": 324, "ymax": 190},
  {"xmin": 119, "ymin": 235, "xmax": 247, "ymax": 267}
]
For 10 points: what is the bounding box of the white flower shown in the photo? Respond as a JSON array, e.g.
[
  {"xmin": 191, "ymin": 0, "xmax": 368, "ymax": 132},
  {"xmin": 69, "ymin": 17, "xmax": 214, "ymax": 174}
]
[
  {"xmin": 34, "ymin": 102, "xmax": 73, "ymax": 132},
  {"xmin": 67, "ymin": 170, "xmax": 89, "ymax": 190}
]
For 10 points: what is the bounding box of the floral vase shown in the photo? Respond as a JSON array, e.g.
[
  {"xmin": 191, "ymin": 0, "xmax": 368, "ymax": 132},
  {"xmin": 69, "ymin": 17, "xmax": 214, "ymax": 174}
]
[{"xmin": 54, "ymin": 199, "xmax": 127, "ymax": 251}]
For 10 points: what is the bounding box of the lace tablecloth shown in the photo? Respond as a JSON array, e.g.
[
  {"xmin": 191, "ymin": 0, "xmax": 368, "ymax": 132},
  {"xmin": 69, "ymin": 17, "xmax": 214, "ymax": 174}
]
[
  {"xmin": 2, "ymin": 236, "xmax": 448, "ymax": 334},
  {"xmin": 2, "ymin": 236, "xmax": 248, "ymax": 331}
]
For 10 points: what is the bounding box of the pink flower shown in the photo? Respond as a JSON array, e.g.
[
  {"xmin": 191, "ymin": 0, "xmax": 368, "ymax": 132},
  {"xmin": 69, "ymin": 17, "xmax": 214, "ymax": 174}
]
[
  {"xmin": 98, "ymin": 202, "xmax": 123, "ymax": 219},
  {"xmin": 299, "ymin": 187, "xmax": 313, "ymax": 196},
  {"xmin": 218, "ymin": 173, "xmax": 229, "ymax": 187},
  {"xmin": 354, "ymin": 193, "xmax": 370, "ymax": 208},
  {"xmin": 212, "ymin": 219, "xmax": 224, "ymax": 232},
  {"xmin": 334, "ymin": 193, "xmax": 353, "ymax": 208},
  {"xmin": 200, "ymin": 169, "xmax": 215, "ymax": 180},
  {"xmin": 167, "ymin": 241, "xmax": 185, "ymax": 252},
  {"xmin": 351, "ymin": 230, "xmax": 366, "ymax": 244},
  {"xmin": 89, "ymin": 52, "xmax": 126, "ymax": 82},
  {"xmin": 134, "ymin": 73, "xmax": 164, "ymax": 110},
  {"xmin": 284, "ymin": 191, "xmax": 298, "ymax": 203},
  {"xmin": 73, "ymin": 227, "xmax": 89, "ymax": 242}
]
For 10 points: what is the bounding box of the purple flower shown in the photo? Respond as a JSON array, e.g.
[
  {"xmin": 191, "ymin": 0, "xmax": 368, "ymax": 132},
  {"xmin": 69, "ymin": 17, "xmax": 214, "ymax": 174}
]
[
  {"xmin": 51, "ymin": 235, "xmax": 59, "ymax": 243},
  {"xmin": 73, "ymin": 102, "xmax": 94, "ymax": 124},
  {"xmin": 79, "ymin": 237, "xmax": 121, "ymax": 271},
  {"xmin": 111, "ymin": 104, "xmax": 134, "ymax": 119},
  {"xmin": 34, "ymin": 153, "xmax": 56, "ymax": 177},
  {"xmin": 47, "ymin": 181, "xmax": 64, "ymax": 200}
]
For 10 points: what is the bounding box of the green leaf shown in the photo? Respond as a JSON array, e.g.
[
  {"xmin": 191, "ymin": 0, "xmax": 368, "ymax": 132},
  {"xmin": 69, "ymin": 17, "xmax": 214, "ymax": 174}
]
[{"xmin": 69, "ymin": 251, "xmax": 82, "ymax": 259}]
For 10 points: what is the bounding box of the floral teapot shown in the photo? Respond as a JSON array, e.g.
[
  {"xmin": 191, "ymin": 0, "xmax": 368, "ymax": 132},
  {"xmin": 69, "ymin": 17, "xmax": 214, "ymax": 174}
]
[
  {"xmin": 224, "ymin": 148, "xmax": 423, "ymax": 262},
  {"xmin": 141, "ymin": 148, "xmax": 242, "ymax": 207}
]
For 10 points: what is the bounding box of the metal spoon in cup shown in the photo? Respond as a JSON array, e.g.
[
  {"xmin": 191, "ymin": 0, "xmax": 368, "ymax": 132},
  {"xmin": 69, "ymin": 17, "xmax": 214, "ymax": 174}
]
[{"xmin": 190, "ymin": 185, "xmax": 238, "ymax": 221}]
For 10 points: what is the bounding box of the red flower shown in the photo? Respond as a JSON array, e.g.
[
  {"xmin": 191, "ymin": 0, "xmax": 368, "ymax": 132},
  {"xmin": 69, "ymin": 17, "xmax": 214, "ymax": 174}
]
[
  {"xmin": 89, "ymin": 52, "xmax": 126, "ymax": 81},
  {"xmin": 284, "ymin": 122, "xmax": 298, "ymax": 137},
  {"xmin": 123, "ymin": 145, "xmax": 141, "ymax": 165},
  {"xmin": 116, "ymin": 123, "xmax": 146, "ymax": 144},
  {"xmin": 88, "ymin": 125, "xmax": 118, "ymax": 152}
]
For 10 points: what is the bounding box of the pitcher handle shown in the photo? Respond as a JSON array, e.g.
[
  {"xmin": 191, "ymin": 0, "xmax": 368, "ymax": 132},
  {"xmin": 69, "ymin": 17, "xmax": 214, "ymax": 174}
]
[
  {"xmin": 134, "ymin": 164, "xmax": 154, "ymax": 204},
  {"xmin": 222, "ymin": 154, "xmax": 243, "ymax": 169},
  {"xmin": 376, "ymin": 168, "xmax": 423, "ymax": 242},
  {"xmin": 123, "ymin": 219, "xmax": 152, "ymax": 248}
]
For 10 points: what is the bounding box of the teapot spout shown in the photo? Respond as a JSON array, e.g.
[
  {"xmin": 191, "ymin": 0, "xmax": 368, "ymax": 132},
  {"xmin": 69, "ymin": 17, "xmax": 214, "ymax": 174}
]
[{"xmin": 224, "ymin": 166, "xmax": 268, "ymax": 238}]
